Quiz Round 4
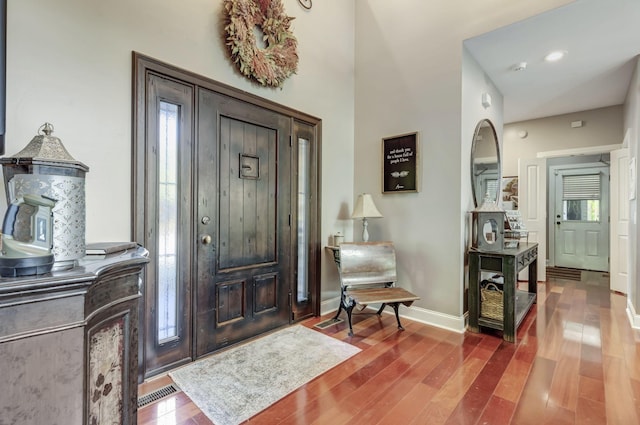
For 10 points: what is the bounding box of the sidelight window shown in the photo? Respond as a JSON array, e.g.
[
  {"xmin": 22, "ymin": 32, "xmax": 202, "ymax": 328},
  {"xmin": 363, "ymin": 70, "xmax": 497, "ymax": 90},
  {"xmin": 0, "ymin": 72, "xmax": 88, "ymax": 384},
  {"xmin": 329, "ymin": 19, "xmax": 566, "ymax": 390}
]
[
  {"xmin": 157, "ymin": 101, "xmax": 179, "ymax": 342},
  {"xmin": 296, "ymin": 137, "xmax": 311, "ymax": 302}
]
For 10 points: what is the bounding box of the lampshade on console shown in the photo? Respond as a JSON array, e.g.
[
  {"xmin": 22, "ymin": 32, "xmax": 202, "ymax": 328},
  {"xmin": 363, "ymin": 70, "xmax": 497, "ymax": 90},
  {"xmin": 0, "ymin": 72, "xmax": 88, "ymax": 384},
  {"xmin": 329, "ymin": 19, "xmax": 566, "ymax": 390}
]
[{"xmin": 351, "ymin": 193, "xmax": 383, "ymax": 242}]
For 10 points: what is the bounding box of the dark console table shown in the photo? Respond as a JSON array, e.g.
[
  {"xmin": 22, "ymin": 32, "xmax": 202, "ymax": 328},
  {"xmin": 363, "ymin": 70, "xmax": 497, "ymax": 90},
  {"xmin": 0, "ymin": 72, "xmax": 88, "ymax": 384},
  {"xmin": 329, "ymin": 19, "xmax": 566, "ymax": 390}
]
[
  {"xmin": 468, "ymin": 242, "xmax": 538, "ymax": 343},
  {"xmin": 0, "ymin": 246, "xmax": 148, "ymax": 425}
]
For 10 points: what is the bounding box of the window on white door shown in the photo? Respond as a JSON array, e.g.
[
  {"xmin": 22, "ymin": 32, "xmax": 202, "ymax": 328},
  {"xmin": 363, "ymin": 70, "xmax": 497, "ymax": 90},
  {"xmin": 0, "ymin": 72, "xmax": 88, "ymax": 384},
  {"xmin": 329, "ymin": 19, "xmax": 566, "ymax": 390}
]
[{"xmin": 561, "ymin": 174, "xmax": 601, "ymax": 222}]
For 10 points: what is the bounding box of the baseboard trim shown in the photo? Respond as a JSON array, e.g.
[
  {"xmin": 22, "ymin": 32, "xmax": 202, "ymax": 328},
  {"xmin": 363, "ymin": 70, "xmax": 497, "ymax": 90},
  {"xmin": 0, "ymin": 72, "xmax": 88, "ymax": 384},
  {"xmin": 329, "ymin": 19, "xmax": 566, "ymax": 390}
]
[
  {"xmin": 319, "ymin": 296, "xmax": 466, "ymax": 334},
  {"xmin": 627, "ymin": 299, "xmax": 640, "ymax": 330},
  {"xmin": 320, "ymin": 297, "xmax": 341, "ymax": 316},
  {"xmin": 394, "ymin": 305, "xmax": 466, "ymax": 334}
]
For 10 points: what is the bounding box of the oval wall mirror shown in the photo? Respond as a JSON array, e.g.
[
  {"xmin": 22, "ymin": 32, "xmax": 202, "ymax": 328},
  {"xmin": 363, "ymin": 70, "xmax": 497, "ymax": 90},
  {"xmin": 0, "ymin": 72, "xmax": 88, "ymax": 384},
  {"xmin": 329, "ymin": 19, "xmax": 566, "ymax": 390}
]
[{"xmin": 471, "ymin": 119, "xmax": 500, "ymax": 207}]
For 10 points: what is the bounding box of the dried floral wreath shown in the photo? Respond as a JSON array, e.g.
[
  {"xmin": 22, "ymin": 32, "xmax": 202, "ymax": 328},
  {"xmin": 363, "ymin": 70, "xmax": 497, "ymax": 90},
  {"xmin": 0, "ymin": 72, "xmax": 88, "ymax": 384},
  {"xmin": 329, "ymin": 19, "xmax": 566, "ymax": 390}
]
[{"xmin": 223, "ymin": 0, "xmax": 298, "ymax": 88}]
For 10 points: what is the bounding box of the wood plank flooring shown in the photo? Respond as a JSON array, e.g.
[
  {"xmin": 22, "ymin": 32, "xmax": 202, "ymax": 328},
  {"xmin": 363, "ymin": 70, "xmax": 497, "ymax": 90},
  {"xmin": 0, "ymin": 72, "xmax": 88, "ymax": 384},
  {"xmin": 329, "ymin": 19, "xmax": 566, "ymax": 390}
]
[{"xmin": 138, "ymin": 272, "xmax": 640, "ymax": 425}]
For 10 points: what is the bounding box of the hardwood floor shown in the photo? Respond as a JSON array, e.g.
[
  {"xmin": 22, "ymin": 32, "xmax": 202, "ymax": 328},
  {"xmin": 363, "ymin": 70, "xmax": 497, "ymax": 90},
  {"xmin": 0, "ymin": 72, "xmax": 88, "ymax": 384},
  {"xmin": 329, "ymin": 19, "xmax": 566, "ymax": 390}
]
[{"xmin": 138, "ymin": 272, "xmax": 640, "ymax": 425}]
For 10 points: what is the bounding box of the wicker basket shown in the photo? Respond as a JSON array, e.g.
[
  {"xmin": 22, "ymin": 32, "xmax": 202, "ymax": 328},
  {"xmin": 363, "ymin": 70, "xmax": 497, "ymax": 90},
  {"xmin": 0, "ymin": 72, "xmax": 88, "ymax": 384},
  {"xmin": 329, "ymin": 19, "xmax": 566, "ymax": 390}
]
[{"xmin": 480, "ymin": 283, "xmax": 503, "ymax": 320}]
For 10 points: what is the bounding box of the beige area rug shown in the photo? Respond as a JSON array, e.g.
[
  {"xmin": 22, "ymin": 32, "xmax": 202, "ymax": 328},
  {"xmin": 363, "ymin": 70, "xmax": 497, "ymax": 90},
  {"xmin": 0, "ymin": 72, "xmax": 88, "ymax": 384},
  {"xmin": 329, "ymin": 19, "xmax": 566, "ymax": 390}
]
[{"xmin": 169, "ymin": 325, "xmax": 361, "ymax": 425}]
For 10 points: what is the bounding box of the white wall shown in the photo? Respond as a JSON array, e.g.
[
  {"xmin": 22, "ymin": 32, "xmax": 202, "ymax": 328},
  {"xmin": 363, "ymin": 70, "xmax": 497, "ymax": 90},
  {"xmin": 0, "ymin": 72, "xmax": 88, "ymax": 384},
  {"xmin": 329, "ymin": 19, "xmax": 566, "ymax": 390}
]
[
  {"xmin": 461, "ymin": 47, "xmax": 504, "ymax": 312},
  {"xmin": 461, "ymin": 47, "xmax": 505, "ymax": 211},
  {"xmin": 5, "ymin": 0, "xmax": 580, "ymax": 330},
  {"xmin": 502, "ymin": 106, "xmax": 624, "ymax": 272},
  {"xmin": 354, "ymin": 0, "xmax": 571, "ymax": 327},
  {"xmin": 5, "ymin": 0, "xmax": 355, "ymax": 301},
  {"xmin": 623, "ymin": 57, "xmax": 640, "ymax": 320},
  {"xmin": 503, "ymin": 106, "xmax": 623, "ymax": 176}
]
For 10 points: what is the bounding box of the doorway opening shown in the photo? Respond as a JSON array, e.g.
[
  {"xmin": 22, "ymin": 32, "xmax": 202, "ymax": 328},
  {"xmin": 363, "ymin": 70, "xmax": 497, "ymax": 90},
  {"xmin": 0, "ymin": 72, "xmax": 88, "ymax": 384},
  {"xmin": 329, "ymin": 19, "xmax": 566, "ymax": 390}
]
[
  {"xmin": 519, "ymin": 152, "xmax": 617, "ymax": 284},
  {"xmin": 549, "ymin": 161, "xmax": 610, "ymax": 272},
  {"xmin": 547, "ymin": 153, "xmax": 610, "ymax": 273}
]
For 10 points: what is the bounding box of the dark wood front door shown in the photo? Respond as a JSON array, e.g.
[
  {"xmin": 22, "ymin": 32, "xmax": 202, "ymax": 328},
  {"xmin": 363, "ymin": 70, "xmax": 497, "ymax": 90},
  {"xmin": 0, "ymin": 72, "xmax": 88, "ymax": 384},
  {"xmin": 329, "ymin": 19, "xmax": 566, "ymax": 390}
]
[
  {"xmin": 195, "ymin": 89, "xmax": 292, "ymax": 355},
  {"xmin": 134, "ymin": 54, "xmax": 320, "ymax": 378}
]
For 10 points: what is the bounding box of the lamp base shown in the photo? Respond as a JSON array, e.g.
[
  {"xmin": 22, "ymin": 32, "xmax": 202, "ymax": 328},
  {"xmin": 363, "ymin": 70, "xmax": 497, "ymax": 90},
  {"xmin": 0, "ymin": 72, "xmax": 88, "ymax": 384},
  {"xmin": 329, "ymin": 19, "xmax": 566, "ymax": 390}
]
[{"xmin": 362, "ymin": 218, "xmax": 369, "ymax": 242}]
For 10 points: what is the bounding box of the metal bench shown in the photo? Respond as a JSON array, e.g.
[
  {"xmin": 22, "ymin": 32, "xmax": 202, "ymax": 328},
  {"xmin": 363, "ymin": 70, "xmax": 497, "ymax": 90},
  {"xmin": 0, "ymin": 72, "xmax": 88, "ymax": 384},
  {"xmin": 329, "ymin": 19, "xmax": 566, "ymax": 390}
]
[{"xmin": 332, "ymin": 242, "xmax": 419, "ymax": 336}]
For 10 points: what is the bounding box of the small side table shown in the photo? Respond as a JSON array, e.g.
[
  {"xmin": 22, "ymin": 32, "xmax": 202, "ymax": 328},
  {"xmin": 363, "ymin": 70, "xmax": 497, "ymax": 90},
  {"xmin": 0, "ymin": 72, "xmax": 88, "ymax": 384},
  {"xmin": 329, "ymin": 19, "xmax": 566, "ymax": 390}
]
[{"xmin": 468, "ymin": 242, "xmax": 538, "ymax": 343}]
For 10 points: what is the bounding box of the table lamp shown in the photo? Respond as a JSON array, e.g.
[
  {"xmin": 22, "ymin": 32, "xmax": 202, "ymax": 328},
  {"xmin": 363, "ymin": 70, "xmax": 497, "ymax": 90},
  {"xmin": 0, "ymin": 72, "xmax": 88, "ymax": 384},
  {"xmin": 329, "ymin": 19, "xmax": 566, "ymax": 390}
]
[{"xmin": 351, "ymin": 193, "xmax": 383, "ymax": 242}]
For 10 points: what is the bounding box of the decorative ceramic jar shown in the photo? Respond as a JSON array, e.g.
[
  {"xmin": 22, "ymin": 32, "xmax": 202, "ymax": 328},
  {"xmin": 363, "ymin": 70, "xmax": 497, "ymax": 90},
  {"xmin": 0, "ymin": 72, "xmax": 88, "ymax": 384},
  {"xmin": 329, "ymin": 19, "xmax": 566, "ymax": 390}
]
[
  {"xmin": 471, "ymin": 194, "xmax": 505, "ymax": 252},
  {"xmin": 0, "ymin": 123, "xmax": 89, "ymax": 269}
]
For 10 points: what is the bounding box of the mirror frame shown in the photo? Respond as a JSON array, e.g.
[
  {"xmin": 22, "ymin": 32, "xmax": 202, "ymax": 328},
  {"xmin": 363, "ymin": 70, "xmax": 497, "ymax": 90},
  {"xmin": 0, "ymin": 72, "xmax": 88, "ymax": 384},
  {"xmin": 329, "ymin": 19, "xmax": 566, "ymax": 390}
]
[{"xmin": 470, "ymin": 119, "xmax": 501, "ymax": 207}]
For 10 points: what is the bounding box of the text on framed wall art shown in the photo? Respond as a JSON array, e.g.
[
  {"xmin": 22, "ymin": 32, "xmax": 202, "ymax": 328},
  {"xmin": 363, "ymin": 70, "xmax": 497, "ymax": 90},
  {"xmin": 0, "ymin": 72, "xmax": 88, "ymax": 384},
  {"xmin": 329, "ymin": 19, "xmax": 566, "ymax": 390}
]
[{"xmin": 382, "ymin": 132, "xmax": 419, "ymax": 193}]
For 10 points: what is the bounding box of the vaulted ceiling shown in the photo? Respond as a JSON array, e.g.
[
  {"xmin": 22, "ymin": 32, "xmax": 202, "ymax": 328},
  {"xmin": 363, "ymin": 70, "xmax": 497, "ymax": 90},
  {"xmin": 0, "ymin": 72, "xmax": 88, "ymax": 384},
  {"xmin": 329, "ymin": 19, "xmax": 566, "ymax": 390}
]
[{"xmin": 464, "ymin": 0, "xmax": 640, "ymax": 123}]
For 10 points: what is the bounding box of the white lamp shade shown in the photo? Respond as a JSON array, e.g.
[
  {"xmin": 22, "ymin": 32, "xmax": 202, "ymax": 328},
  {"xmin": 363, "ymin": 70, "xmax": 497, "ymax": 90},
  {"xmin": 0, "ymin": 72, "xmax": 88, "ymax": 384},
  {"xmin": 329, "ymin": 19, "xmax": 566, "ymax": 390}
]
[{"xmin": 351, "ymin": 193, "xmax": 383, "ymax": 219}]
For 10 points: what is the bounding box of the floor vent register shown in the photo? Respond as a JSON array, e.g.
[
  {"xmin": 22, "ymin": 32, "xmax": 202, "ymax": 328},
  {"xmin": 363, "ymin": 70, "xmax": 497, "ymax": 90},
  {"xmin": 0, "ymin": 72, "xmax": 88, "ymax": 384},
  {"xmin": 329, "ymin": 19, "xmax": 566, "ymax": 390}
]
[{"xmin": 137, "ymin": 383, "xmax": 180, "ymax": 408}]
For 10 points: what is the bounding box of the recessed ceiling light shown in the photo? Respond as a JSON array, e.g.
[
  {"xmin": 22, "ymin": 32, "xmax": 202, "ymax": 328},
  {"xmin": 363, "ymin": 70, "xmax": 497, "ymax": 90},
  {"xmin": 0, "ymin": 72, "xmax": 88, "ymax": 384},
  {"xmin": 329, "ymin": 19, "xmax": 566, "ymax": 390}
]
[{"xmin": 544, "ymin": 50, "xmax": 566, "ymax": 62}]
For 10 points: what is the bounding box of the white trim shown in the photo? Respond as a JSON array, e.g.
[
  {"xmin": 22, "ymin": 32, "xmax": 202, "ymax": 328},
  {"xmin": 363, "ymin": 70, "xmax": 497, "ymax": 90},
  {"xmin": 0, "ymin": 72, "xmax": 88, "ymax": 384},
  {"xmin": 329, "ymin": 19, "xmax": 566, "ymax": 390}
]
[
  {"xmin": 627, "ymin": 298, "xmax": 640, "ymax": 329},
  {"xmin": 320, "ymin": 297, "xmax": 341, "ymax": 316},
  {"xmin": 537, "ymin": 144, "xmax": 622, "ymax": 159},
  {"xmin": 623, "ymin": 128, "xmax": 631, "ymax": 148},
  {"xmin": 394, "ymin": 305, "xmax": 466, "ymax": 334},
  {"xmin": 320, "ymin": 298, "xmax": 466, "ymax": 334}
]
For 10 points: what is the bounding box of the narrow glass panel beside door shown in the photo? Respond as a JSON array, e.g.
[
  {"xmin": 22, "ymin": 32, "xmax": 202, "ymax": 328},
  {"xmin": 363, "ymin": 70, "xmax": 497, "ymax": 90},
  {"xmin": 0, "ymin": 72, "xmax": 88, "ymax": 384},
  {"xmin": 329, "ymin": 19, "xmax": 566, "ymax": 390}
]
[
  {"xmin": 297, "ymin": 137, "xmax": 311, "ymax": 302},
  {"xmin": 136, "ymin": 65, "xmax": 195, "ymax": 377},
  {"xmin": 158, "ymin": 101, "xmax": 179, "ymax": 342}
]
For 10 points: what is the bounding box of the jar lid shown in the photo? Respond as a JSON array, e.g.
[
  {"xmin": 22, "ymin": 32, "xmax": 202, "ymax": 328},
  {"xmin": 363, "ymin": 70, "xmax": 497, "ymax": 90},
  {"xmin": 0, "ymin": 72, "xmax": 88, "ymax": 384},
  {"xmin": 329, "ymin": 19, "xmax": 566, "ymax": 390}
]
[
  {"xmin": 473, "ymin": 191, "xmax": 504, "ymax": 212},
  {"xmin": 1, "ymin": 123, "xmax": 89, "ymax": 171}
]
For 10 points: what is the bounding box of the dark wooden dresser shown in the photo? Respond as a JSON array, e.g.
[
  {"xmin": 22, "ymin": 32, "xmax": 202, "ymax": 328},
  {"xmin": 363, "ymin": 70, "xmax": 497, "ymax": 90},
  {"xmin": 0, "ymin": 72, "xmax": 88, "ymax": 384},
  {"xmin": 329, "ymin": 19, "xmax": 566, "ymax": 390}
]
[
  {"xmin": 468, "ymin": 242, "xmax": 538, "ymax": 343},
  {"xmin": 0, "ymin": 246, "xmax": 148, "ymax": 425}
]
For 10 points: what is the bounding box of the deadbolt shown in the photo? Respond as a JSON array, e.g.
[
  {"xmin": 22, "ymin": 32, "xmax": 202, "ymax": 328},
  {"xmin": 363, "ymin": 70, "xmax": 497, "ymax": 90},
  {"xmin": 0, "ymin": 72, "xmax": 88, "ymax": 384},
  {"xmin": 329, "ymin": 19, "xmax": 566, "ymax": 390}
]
[{"xmin": 201, "ymin": 216, "xmax": 211, "ymax": 225}]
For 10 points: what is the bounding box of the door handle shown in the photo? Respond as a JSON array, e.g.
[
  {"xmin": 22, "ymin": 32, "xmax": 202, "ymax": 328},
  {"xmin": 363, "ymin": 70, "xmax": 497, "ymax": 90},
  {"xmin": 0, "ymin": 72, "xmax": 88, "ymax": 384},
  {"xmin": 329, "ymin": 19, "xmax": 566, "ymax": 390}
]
[
  {"xmin": 201, "ymin": 234, "xmax": 212, "ymax": 245},
  {"xmin": 556, "ymin": 221, "xmax": 561, "ymax": 225}
]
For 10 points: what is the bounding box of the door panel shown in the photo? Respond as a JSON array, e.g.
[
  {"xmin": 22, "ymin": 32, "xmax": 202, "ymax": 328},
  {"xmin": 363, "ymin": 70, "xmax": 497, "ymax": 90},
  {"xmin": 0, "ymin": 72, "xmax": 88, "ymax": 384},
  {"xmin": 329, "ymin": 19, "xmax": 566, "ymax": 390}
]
[
  {"xmin": 218, "ymin": 117, "xmax": 277, "ymax": 269},
  {"xmin": 560, "ymin": 230, "xmax": 576, "ymax": 254},
  {"xmin": 610, "ymin": 148, "xmax": 629, "ymax": 293},
  {"xmin": 196, "ymin": 88, "xmax": 291, "ymax": 356},
  {"xmin": 518, "ymin": 157, "xmax": 547, "ymax": 281},
  {"xmin": 586, "ymin": 231, "xmax": 600, "ymax": 255}
]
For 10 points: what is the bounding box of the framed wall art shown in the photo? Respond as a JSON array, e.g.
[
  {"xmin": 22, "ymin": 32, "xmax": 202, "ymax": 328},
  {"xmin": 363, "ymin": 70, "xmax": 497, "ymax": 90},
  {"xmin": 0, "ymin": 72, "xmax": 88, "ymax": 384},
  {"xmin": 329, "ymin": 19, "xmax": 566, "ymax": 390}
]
[
  {"xmin": 382, "ymin": 132, "xmax": 419, "ymax": 194},
  {"xmin": 501, "ymin": 176, "xmax": 518, "ymax": 210}
]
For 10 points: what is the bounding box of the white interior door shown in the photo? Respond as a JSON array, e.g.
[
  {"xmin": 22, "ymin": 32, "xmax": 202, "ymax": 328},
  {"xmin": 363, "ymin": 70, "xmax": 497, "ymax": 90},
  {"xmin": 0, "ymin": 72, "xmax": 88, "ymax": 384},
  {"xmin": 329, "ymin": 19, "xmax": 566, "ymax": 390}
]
[
  {"xmin": 610, "ymin": 148, "xmax": 630, "ymax": 293},
  {"xmin": 553, "ymin": 167, "xmax": 609, "ymax": 272},
  {"xmin": 518, "ymin": 157, "xmax": 547, "ymax": 281}
]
